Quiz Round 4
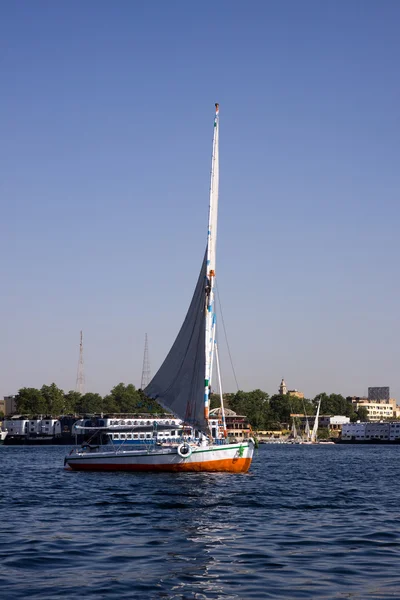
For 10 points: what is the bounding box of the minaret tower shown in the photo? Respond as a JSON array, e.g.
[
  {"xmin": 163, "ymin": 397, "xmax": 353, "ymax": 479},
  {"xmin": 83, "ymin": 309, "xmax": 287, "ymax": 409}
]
[
  {"xmin": 75, "ymin": 330, "xmax": 85, "ymax": 394},
  {"xmin": 279, "ymin": 378, "xmax": 287, "ymax": 396},
  {"xmin": 140, "ymin": 333, "xmax": 151, "ymax": 390}
]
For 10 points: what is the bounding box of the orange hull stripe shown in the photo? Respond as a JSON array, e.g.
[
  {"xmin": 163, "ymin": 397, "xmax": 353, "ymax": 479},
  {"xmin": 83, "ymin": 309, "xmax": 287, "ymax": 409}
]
[{"xmin": 67, "ymin": 457, "xmax": 252, "ymax": 473}]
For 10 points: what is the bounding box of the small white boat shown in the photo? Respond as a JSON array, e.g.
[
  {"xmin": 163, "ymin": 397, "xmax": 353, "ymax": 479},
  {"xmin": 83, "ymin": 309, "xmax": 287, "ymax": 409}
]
[
  {"xmin": 65, "ymin": 104, "xmax": 254, "ymax": 474},
  {"xmin": 0, "ymin": 428, "xmax": 7, "ymax": 444}
]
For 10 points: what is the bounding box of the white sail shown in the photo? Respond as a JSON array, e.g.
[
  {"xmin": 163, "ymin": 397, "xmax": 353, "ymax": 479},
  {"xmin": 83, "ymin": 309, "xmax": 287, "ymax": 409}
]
[
  {"xmin": 204, "ymin": 104, "xmax": 220, "ymax": 421},
  {"xmin": 311, "ymin": 398, "xmax": 322, "ymax": 443},
  {"xmin": 304, "ymin": 418, "xmax": 311, "ymax": 440}
]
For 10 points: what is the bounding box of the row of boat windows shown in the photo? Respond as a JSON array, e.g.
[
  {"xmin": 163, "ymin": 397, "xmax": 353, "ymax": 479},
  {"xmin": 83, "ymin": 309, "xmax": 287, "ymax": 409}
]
[
  {"xmin": 112, "ymin": 433, "xmax": 182, "ymax": 440},
  {"xmin": 108, "ymin": 420, "xmax": 177, "ymax": 426}
]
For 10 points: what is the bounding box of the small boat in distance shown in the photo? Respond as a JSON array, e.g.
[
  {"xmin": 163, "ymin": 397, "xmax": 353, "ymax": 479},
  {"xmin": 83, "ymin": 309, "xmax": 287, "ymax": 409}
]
[
  {"xmin": 64, "ymin": 104, "xmax": 254, "ymax": 473},
  {"xmin": 0, "ymin": 427, "xmax": 7, "ymax": 444}
]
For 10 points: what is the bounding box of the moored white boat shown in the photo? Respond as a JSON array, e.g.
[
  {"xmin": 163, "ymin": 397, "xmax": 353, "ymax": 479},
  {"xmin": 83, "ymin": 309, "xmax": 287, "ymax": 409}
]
[{"xmin": 64, "ymin": 104, "xmax": 254, "ymax": 474}]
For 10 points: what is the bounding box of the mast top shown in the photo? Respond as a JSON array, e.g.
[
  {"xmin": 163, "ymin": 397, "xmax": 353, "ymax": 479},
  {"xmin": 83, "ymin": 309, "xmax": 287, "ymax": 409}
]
[{"xmin": 215, "ymin": 103, "xmax": 219, "ymax": 113}]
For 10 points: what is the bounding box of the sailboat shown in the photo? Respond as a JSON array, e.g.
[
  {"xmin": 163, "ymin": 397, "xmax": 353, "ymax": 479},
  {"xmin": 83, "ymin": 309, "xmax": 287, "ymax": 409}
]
[
  {"xmin": 310, "ymin": 397, "xmax": 322, "ymax": 443},
  {"xmin": 64, "ymin": 104, "xmax": 255, "ymax": 473},
  {"xmin": 304, "ymin": 417, "xmax": 311, "ymax": 442}
]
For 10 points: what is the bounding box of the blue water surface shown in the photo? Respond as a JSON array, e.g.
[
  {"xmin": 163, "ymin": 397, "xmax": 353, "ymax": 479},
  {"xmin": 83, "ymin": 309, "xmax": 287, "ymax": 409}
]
[{"xmin": 1, "ymin": 444, "xmax": 400, "ymax": 599}]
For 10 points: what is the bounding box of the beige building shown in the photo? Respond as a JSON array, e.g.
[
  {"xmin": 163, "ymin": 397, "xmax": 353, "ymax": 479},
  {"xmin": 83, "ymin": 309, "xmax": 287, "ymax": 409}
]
[
  {"xmin": 349, "ymin": 395, "xmax": 400, "ymax": 421},
  {"xmin": 278, "ymin": 379, "xmax": 304, "ymax": 399},
  {"xmin": 355, "ymin": 399, "xmax": 394, "ymax": 421},
  {"xmin": 288, "ymin": 389, "xmax": 304, "ymax": 399}
]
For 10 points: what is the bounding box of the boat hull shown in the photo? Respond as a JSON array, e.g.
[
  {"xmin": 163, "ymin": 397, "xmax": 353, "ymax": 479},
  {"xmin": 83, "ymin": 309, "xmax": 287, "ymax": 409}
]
[{"xmin": 65, "ymin": 441, "xmax": 254, "ymax": 473}]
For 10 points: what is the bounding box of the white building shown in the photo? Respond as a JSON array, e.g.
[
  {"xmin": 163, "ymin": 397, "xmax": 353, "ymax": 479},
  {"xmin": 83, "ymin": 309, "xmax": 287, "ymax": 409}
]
[{"xmin": 341, "ymin": 421, "xmax": 400, "ymax": 441}]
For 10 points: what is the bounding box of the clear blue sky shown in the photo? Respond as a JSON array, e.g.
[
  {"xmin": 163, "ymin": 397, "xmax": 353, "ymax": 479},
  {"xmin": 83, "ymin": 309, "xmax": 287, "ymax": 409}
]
[{"xmin": 1, "ymin": 0, "xmax": 399, "ymax": 401}]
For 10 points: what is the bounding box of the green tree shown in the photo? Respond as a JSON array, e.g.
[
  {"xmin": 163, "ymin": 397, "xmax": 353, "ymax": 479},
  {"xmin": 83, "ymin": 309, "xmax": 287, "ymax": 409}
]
[
  {"xmin": 269, "ymin": 394, "xmax": 292, "ymax": 424},
  {"xmin": 209, "ymin": 392, "xmax": 221, "ymax": 410},
  {"xmin": 355, "ymin": 406, "xmax": 369, "ymax": 421},
  {"xmin": 137, "ymin": 389, "xmax": 164, "ymax": 414},
  {"xmin": 63, "ymin": 391, "xmax": 82, "ymax": 414},
  {"xmin": 103, "ymin": 383, "xmax": 141, "ymax": 413},
  {"xmin": 229, "ymin": 389, "xmax": 270, "ymax": 430},
  {"xmin": 15, "ymin": 388, "xmax": 47, "ymax": 414},
  {"xmin": 103, "ymin": 393, "xmax": 119, "ymax": 413},
  {"xmin": 78, "ymin": 393, "xmax": 103, "ymax": 414},
  {"xmin": 315, "ymin": 393, "xmax": 354, "ymax": 417},
  {"xmin": 41, "ymin": 384, "xmax": 65, "ymax": 415},
  {"xmin": 317, "ymin": 427, "xmax": 330, "ymax": 440}
]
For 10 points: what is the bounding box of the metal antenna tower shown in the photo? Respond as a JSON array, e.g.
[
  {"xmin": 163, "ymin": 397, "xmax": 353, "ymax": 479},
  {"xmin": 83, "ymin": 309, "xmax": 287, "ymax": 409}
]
[
  {"xmin": 140, "ymin": 333, "xmax": 151, "ymax": 389},
  {"xmin": 75, "ymin": 330, "xmax": 85, "ymax": 394}
]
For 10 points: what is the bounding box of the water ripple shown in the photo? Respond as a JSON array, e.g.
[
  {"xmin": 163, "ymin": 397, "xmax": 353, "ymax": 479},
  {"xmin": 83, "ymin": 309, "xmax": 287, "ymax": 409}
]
[{"xmin": 1, "ymin": 445, "xmax": 400, "ymax": 598}]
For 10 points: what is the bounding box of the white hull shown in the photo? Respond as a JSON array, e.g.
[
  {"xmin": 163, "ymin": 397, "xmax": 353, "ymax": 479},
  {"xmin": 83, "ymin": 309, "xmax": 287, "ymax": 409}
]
[{"xmin": 65, "ymin": 440, "xmax": 254, "ymax": 473}]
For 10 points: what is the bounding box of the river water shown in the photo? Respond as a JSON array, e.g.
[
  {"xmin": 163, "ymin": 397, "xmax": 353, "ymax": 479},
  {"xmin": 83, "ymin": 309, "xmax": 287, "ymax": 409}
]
[{"xmin": 1, "ymin": 444, "xmax": 400, "ymax": 599}]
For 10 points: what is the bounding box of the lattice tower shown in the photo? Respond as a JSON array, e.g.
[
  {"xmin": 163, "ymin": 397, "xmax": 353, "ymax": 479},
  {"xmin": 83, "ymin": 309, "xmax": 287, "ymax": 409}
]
[
  {"xmin": 140, "ymin": 333, "xmax": 151, "ymax": 389},
  {"xmin": 75, "ymin": 330, "xmax": 85, "ymax": 394}
]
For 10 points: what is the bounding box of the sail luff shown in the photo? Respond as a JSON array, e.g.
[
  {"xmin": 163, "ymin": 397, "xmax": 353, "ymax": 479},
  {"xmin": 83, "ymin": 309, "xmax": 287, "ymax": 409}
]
[{"xmin": 204, "ymin": 103, "xmax": 219, "ymax": 421}]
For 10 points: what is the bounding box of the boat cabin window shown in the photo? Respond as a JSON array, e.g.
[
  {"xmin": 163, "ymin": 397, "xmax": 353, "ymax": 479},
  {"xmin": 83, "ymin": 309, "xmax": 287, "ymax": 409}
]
[
  {"xmin": 139, "ymin": 434, "xmax": 145, "ymax": 439},
  {"xmin": 120, "ymin": 434, "xmax": 126, "ymax": 439},
  {"xmin": 133, "ymin": 434, "xmax": 138, "ymax": 439}
]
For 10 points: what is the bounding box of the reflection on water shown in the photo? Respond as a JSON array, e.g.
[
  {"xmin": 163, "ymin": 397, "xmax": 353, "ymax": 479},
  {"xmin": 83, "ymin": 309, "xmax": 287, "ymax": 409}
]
[{"xmin": 1, "ymin": 445, "xmax": 400, "ymax": 598}]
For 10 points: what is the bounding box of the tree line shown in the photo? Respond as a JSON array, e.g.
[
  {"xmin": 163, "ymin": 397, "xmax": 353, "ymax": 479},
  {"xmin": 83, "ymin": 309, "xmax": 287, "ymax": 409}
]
[
  {"xmin": 8, "ymin": 384, "xmax": 370, "ymax": 429},
  {"xmin": 210, "ymin": 390, "xmax": 370, "ymax": 429},
  {"xmin": 11, "ymin": 383, "xmax": 162, "ymax": 417}
]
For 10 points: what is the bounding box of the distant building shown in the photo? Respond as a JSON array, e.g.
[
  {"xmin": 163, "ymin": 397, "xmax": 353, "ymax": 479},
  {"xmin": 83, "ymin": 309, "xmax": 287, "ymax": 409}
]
[
  {"xmin": 209, "ymin": 407, "xmax": 251, "ymax": 440},
  {"xmin": 349, "ymin": 394, "xmax": 399, "ymax": 420},
  {"xmin": 4, "ymin": 395, "xmax": 16, "ymax": 416},
  {"xmin": 368, "ymin": 387, "xmax": 390, "ymax": 401},
  {"xmin": 355, "ymin": 399, "xmax": 394, "ymax": 421},
  {"xmin": 278, "ymin": 379, "xmax": 304, "ymax": 398},
  {"xmin": 0, "ymin": 399, "xmax": 5, "ymax": 414},
  {"xmin": 341, "ymin": 422, "xmax": 400, "ymax": 442},
  {"xmin": 279, "ymin": 378, "xmax": 287, "ymax": 395},
  {"xmin": 288, "ymin": 389, "xmax": 304, "ymax": 399}
]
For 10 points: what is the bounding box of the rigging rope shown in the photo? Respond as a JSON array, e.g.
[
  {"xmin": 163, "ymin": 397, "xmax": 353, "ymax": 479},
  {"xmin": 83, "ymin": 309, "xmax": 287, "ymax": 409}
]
[{"xmin": 215, "ymin": 279, "xmax": 240, "ymax": 392}]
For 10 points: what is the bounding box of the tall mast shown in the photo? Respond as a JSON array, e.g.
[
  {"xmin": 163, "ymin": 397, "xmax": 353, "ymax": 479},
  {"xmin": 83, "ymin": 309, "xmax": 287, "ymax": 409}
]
[
  {"xmin": 140, "ymin": 333, "xmax": 151, "ymax": 389},
  {"xmin": 204, "ymin": 103, "xmax": 220, "ymax": 422},
  {"xmin": 75, "ymin": 330, "xmax": 85, "ymax": 395}
]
